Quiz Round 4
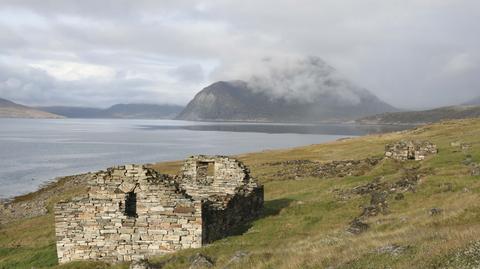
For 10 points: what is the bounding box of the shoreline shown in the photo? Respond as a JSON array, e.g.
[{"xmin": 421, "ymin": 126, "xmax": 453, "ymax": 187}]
[{"xmin": 0, "ymin": 121, "xmax": 418, "ymax": 201}]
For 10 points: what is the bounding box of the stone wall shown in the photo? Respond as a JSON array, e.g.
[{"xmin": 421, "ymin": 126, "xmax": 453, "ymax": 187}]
[
  {"xmin": 385, "ymin": 140, "xmax": 438, "ymax": 161},
  {"xmin": 55, "ymin": 156, "xmax": 263, "ymax": 264},
  {"xmin": 179, "ymin": 155, "xmax": 252, "ymax": 198},
  {"xmin": 178, "ymin": 155, "xmax": 263, "ymax": 243},
  {"xmin": 55, "ymin": 165, "xmax": 202, "ymax": 263}
]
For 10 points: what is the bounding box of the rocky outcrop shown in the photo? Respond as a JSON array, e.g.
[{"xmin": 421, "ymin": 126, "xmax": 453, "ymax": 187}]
[
  {"xmin": 346, "ymin": 166, "xmax": 427, "ymax": 234},
  {"xmin": 0, "ymin": 173, "xmax": 88, "ymax": 225}
]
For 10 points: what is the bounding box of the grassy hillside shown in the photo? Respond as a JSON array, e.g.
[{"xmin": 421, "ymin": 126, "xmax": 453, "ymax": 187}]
[
  {"xmin": 0, "ymin": 98, "xmax": 63, "ymax": 119},
  {"xmin": 357, "ymin": 105, "xmax": 480, "ymax": 125},
  {"xmin": 1, "ymin": 118, "xmax": 480, "ymax": 268}
]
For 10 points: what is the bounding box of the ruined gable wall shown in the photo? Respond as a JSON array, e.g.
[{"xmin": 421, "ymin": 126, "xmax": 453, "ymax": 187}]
[
  {"xmin": 179, "ymin": 155, "xmax": 264, "ymax": 244},
  {"xmin": 179, "ymin": 156, "xmax": 253, "ymax": 199},
  {"xmin": 385, "ymin": 140, "xmax": 437, "ymax": 161},
  {"xmin": 55, "ymin": 165, "xmax": 203, "ymax": 263}
]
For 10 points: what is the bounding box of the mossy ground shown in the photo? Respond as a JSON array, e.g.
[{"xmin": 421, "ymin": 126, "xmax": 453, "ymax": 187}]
[{"xmin": 1, "ymin": 119, "xmax": 480, "ymax": 269}]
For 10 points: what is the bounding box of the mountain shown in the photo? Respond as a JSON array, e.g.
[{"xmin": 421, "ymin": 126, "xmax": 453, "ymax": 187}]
[
  {"xmin": 38, "ymin": 103, "xmax": 184, "ymax": 119},
  {"xmin": 103, "ymin": 103, "xmax": 184, "ymax": 119},
  {"xmin": 357, "ymin": 105, "xmax": 480, "ymax": 125},
  {"xmin": 176, "ymin": 80, "xmax": 396, "ymax": 122},
  {"xmin": 0, "ymin": 98, "xmax": 63, "ymax": 119},
  {"xmin": 36, "ymin": 106, "xmax": 106, "ymax": 118}
]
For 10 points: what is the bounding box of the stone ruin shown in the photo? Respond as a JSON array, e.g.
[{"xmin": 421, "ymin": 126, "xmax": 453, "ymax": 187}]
[
  {"xmin": 384, "ymin": 140, "xmax": 438, "ymax": 161},
  {"xmin": 54, "ymin": 155, "xmax": 263, "ymax": 264}
]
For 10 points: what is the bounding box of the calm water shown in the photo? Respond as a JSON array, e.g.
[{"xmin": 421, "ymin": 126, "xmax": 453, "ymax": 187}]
[{"xmin": 0, "ymin": 119, "xmax": 412, "ymax": 198}]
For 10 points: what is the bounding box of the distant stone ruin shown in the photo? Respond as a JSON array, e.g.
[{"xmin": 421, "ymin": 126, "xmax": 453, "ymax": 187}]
[
  {"xmin": 54, "ymin": 155, "xmax": 263, "ymax": 263},
  {"xmin": 385, "ymin": 140, "xmax": 438, "ymax": 161}
]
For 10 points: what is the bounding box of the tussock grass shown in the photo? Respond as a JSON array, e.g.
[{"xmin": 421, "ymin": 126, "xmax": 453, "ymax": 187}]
[{"xmin": 1, "ymin": 118, "xmax": 480, "ymax": 268}]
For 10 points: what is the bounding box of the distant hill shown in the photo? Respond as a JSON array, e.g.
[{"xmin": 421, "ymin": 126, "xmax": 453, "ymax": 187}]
[
  {"xmin": 36, "ymin": 106, "xmax": 106, "ymax": 118},
  {"xmin": 103, "ymin": 104, "xmax": 184, "ymax": 119},
  {"xmin": 38, "ymin": 103, "xmax": 184, "ymax": 119},
  {"xmin": 0, "ymin": 98, "xmax": 63, "ymax": 119},
  {"xmin": 464, "ymin": 96, "xmax": 480, "ymax": 106},
  {"xmin": 176, "ymin": 80, "xmax": 396, "ymax": 122},
  {"xmin": 357, "ymin": 105, "xmax": 480, "ymax": 125}
]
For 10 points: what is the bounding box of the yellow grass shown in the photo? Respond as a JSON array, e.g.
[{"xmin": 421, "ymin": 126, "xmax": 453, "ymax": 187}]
[{"xmin": 1, "ymin": 118, "xmax": 480, "ymax": 268}]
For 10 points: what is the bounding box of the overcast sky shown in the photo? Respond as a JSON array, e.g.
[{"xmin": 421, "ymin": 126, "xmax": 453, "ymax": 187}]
[{"xmin": 0, "ymin": 0, "xmax": 479, "ymax": 109}]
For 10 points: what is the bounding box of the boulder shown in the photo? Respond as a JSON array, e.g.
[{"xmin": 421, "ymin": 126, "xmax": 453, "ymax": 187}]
[
  {"xmin": 429, "ymin": 208, "xmax": 443, "ymax": 216},
  {"xmin": 347, "ymin": 218, "xmax": 369, "ymax": 234},
  {"xmin": 189, "ymin": 253, "xmax": 214, "ymax": 269}
]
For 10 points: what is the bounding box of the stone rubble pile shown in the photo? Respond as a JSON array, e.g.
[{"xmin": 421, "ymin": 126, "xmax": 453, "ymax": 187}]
[{"xmin": 265, "ymin": 157, "xmax": 382, "ymax": 180}]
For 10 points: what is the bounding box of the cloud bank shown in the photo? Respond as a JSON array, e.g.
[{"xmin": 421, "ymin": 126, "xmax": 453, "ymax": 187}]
[{"xmin": 0, "ymin": 1, "xmax": 479, "ymax": 108}]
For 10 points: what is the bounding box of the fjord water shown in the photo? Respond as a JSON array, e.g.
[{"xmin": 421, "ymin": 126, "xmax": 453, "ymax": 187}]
[{"xmin": 0, "ymin": 119, "xmax": 410, "ymax": 199}]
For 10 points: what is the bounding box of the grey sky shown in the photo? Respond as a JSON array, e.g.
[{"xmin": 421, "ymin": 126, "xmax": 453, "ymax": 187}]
[{"xmin": 0, "ymin": 0, "xmax": 478, "ymax": 109}]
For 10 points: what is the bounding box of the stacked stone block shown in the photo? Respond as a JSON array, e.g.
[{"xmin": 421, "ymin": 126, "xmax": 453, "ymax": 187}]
[
  {"xmin": 385, "ymin": 140, "xmax": 438, "ymax": 161},
  {"xmin": 55, "ymin": 165, "xmax": 202, "ymax": 263},
  {"xmin": 178, "ymin": 155, "xmax": 263, "ymax": 243},
  {"xmin": 55, "ymin": 156, "xmax": 263, "ymax": 264}
]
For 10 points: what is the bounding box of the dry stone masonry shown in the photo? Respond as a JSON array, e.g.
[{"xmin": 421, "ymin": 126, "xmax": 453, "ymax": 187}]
[
  {"xmin": 385, "ymin": 140, "xmax": 438, "ymax": 161},
  {"xmin": 55, "ymin": 156, "xmax": 263, "ymax": 264}
]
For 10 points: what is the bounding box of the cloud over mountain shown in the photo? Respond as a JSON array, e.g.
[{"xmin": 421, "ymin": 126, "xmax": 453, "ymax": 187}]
[
  {"xmin": 246, "ymin": 56, "xmax": 368, "ymax": 105},
  {"xmin": 0, "ymin": 1, "xmax": 479, "ymax": 108}
]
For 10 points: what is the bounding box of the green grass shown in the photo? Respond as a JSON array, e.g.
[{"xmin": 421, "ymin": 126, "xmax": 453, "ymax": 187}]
[{"xmin": 1, "ymin": 118, "xmax": 480, "ymax": 268}]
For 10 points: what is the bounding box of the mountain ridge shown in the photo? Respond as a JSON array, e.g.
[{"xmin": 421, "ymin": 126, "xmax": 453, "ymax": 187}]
[
  {"xmin": 0, "ymin": 98, "xmax": 64, "ymax": 119},
  {"xmin": 356, "ymin": 104, "xmax": 480, "ymax": 125},
  {"xmin": 37, "ymin": 103, "xmax": 184, "ymax": 119},
  {"xmin": 176, "ymin": 80, "xmax": 397, "ymax": 122}
]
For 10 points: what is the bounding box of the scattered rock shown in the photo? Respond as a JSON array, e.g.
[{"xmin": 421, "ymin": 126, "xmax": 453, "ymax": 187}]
[
  {"xmin": 461, "ymin": 143, "xmax": 472, "ymax": 151},
  {"xmin": 189, "ymin": 253, "xmax": 214, "ymax": 269},
  {"xmin": 451, "ymin": 141, "xmax": 461, "ymax": 147},
  {"xmin": 264, "ymin": 157, "xmax": 382, "ymax": 180},
  {"xmin": 361, "ymin": 191, "xmax": 389, "ymax": 217},
  {"xmin": 394, "ymin": 193, "xmax": 405, "ymax": 200},
  {"xmin": 443, "ymin": 240, "xmax": 480, "ymax": 268},
  {"xmin": 347, "ymin": 218, "xmax": 369, "ymax": 234},
  {"xmin": 352, "ymin": 177, "xmax": 386, "ymax": 195},
  {"xmin": 429, "ymin": 208, "xmax": 443, "ymax": 216},
  {"xmin": 375, "ymin": 244, "xmax": 409, "ymax": 256},
  {"xmin": 222, "ymin": 251, "xmax": 250, "ymax": 269},
  {"xmin": 463, "ymin": 154, "xmax": 474, "ymax": 165},
  {"xmin": 394, "ymin": 167, "xmax": 422, "ymax": 192},
  {"xmin": 472, "ymin": 164, "xmax": 480, "ymax": 176},
  {"xmin": 130, "ymin": 260, "xmax": 152, "ymax": 269}
]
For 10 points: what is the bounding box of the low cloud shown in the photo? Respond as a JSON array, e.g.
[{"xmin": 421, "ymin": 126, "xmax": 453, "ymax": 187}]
[
  {"xmin": 246, "ymin": 56, "xmax": 366, "ymax": 105},
  {"xmin": 169, "ymin": 64, "xmax": 205, "ymax": 83},
  {"xmin": 0, "ymin": 64, "xmax": 187, "ymax": 107}
]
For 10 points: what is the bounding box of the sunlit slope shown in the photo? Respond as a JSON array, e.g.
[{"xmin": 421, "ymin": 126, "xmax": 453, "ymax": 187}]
[{"xmin": 1, "ymin": 118, "xmax": 479, "ymax": 268}]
